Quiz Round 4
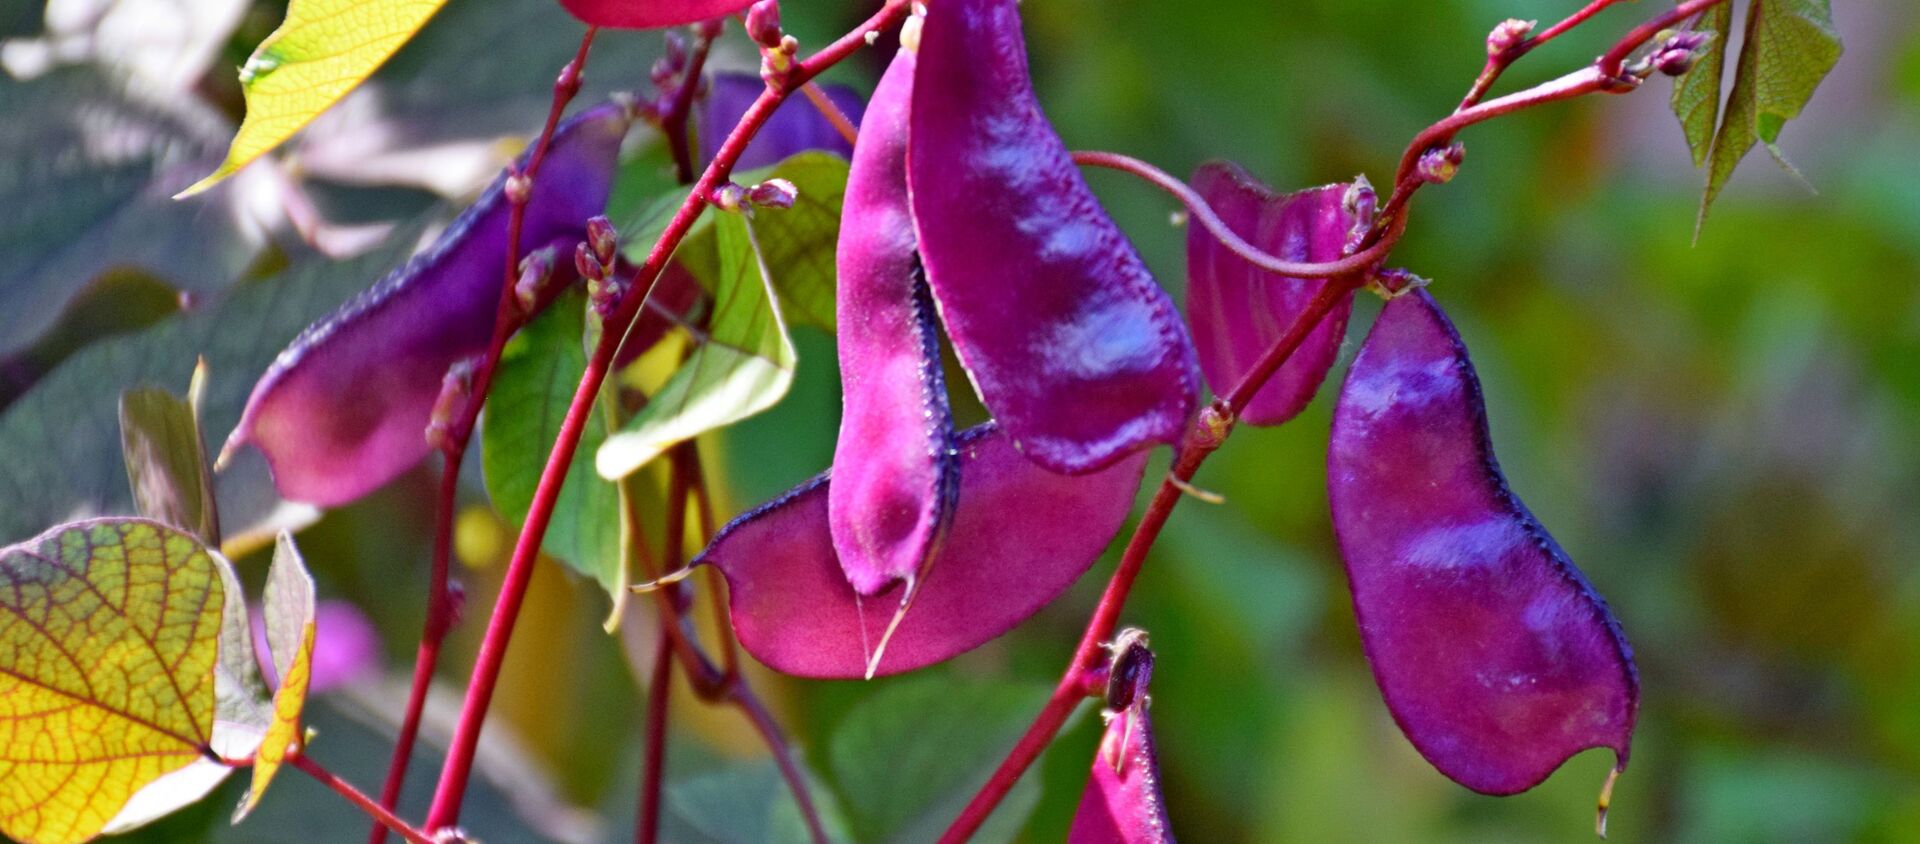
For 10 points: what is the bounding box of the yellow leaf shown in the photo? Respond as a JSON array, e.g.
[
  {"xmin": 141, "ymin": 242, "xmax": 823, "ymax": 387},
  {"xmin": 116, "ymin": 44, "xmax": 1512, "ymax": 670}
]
[
  {"xmin": 0, "ymin": 519, "xmax": 225, "ymax": 844},
  {"xmin": 178, "ymin": 0, "xmax": 450, "ymax": 197},
  {"xmin": 234, "ymin": 533, "xmax": 317, "ymax": 823}
]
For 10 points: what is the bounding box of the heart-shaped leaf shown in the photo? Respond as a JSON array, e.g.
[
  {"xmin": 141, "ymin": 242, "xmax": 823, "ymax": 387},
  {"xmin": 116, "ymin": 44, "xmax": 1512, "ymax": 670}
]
[
  {"xmin": 180, "ymin": 0, "xmax": 453, "ymax": 196},
  {"xmin": 1186, "ymin": 163, "xmax": 1367, "ymax": 425},
  {"xmin": 1327, "ymin": 289, "xmax": 1638, "ymax": 799},
  {"xmin": 693, "ymin": 423, "xmax": 1146, "ymax": 678},
  {"xmin": 0, "ymin": 519, "xmax": 227, "ymax": 844},
  {"xmin": 909, "ymin": 0, "xmax": 1197, "ymax": 474}
]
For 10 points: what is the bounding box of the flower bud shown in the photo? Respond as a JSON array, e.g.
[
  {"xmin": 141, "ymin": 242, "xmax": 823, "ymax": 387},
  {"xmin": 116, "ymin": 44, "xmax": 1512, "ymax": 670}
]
[
  {"xmin": 514, "ymin": 246, "xmax": 557, "ymax": 314},
  {"xmin": 1651, "ymin": 30, "xmax": 1712, "ymax": 76},
  {"xmin": 574, "ymin": 241, "xmax": 606, "ymax": 282},
  {"xmin": 1416, "ymin": 142, "xmax": 1465, "ymax": 185},
  {"xmin": 746, "ymin": 0, "xmax": 783, "ymax": 49},
  {"xmin": 503, "ymin": 171, "xmax": 532, "ymax": 206},
  {"xmin": 1487, "ymin": 18, "xmax": 1535, "ymax": 56},
  {"xmin": 662, "ymin": 31, "xmax": 688, "ymax": 71},
  {"xmin": 586, "ymin": 215, "xmax": 619, "ymax": 265},
  {"xmin": 425, "ymin": 358, "xmax": 478, "ymax": 453},
  {"xmin": 588, "ymin": 274, "xmax": 628, "ymax": 321},
  {"xmin": 746, "ymin": 177, "xmax": 799, "ymax": 210},
  {"xmin": 711, "ymin": 181, "xmax": 747, "ymax": 211},
  {"xmin": 1342, "ymin": 174, "xmax": 1378, "ymax": 254}
]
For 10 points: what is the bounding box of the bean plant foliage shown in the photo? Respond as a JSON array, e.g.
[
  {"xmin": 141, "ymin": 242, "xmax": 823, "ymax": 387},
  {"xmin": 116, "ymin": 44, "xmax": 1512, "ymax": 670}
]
[{"xmin": 0, "ymin": 0, "xmax": 1847, "ymax": 841}]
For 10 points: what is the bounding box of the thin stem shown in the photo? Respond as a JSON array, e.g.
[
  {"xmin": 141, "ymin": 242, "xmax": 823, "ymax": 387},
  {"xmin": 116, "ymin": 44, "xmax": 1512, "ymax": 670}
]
[
  {"xmin": 296, "ymin": 755, "xmax": 435, "ymax": 844},
  {"xmin": 662, "ymin": 27, "xmax": 717, "ymax": 184},
  {"xmin": 733, "ymin": 683, "xmax": 831, "ymax": 844},
  {"xmin": 369, "ymin": 26, "xmax": 598, "ymax": 844},
  {"xmin": 802, "ymin": 81, "xmax": 860, "ymax": 147},
  {"xmin": 943, "ymin": 2, "xmax": 1733, "ymax": 838},
  {"xmin": 423, "ymin": 3, "xmax": 910, "ymax": 831},
  {"xmin": 1072, "ymin": 150, "xmax": 1397, "ymax": 279},
  {"xmin": 637, "ymin": 636, "xmax": 673, "ymax": 844},
  {"xmin": 1460, "ymin": 0, "xmax": 1625, "ymax": 108}
]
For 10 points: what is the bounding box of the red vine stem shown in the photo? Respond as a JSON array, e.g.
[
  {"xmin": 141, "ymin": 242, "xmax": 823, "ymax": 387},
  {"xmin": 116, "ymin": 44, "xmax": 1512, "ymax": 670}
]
[
  {"xmin": 423, "ymin": 2, "xmax": 912, "ymax": 831},
  {"xmin": 637, "ymin": 636, "xmax": 674, "ymax": 844},
  {"xmin": 369, "ymin": 26, "xmax": 599, "ymax": 844},
  {"xmin": 1461, "ymin": 0, "xmax": 1625, "ymax": 108},
  {"xmin": 939, "ymin": 2, "xmax": 1728, "ymax": 839},
  {"xmin": 295, "ymin": 755, "xmax": 435, "ymax": 844}
]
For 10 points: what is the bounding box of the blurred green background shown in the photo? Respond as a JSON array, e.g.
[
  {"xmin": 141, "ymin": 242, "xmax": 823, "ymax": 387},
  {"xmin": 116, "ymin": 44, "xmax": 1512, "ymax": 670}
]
[{"xmin": 2, "ymin": 0, "xmax": 1917, "ymax": 841}]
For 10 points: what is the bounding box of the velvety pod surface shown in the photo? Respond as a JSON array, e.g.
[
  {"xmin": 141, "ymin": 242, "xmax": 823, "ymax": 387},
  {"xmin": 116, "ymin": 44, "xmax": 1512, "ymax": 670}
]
[
  {"xmin": 828, "ymin": 46, "xmax": 958, "ymax": 597},
  {"xmin": 1327, "ymin": 289, "xmax": 1638, "ymax": 795},
  {"xmin": 226, "ymin": 103, "xmax": 630, "ymax": 506},
  {"xmin": 694, "ymin": 425, "xmax": 1146, "ymax": 678},
  {"xmin": 1186, "ymin": 163, "xmax": 1361, "ymax": 425},
  {"xmin": 908, "ymin": 0, "xmax": 1196, "ymax": 474}
]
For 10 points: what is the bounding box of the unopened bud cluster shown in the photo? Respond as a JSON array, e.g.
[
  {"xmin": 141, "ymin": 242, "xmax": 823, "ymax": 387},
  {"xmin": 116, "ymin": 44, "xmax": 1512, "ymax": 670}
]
[
  {"xmin": 1648, "ymin": 29, "xmax": 1712, "ymax": 77},
  {"xmin": 750, "ymin": 0, "xmax": 801, "ymax": 84},
  {"xmin": 577, "ymin": 215, "xmax": 626, "ymax": 319},
  {"xmin": 1416, "ymin": 143, "xmax": 1466, "ymax": 185},
  {"xmin": 514, "ymin": 246, "xmax": 558, "ymax": 313},
  {"xmin": 425, "ymin": 358, "xmax": 479, "ymax": 452},
  {"xmin": 1486, "ymin": 18, "xmax": 1535, "ymax": 56}
]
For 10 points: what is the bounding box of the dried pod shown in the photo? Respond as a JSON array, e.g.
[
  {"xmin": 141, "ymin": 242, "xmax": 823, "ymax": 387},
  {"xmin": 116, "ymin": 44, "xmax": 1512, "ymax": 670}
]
[
  {"xmin": 224, "ymin": 104, "xmax": 630, "ymax": 505},
  {"xmin": 909, "ymin": 0, "xmax": 1196, "ymax": 474},
  {"xmin": 1185, "ymin": 163, "xmax": 1364, "ymax": 425},
  {"xmin": 1327, "ymin": 289, "xmax": 1638, "ymax": 796},
  {"xmin": 693, "ymin": 424, "xmax": 1146, "ymax": 678}
]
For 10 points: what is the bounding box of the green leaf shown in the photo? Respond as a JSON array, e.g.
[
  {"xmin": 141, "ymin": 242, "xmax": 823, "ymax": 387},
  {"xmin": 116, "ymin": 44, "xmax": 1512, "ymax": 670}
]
[
  {"xmin": 667, "ymin": 759, "xmax": 852, "ymax": 844},
  {"xmin": 597, "ymin": 214, "xmax": 797, "ymax": 480},
  {"xmin": 595, "ymin": 153, "xmax": 847, "ymax": 480},
  {"xmin": 0, "ymin": 67, "xmax": 263, "ymax": 356},
  {"xmin": 1669, "ymin": 3, "xmax": 1733, "ymax": 168},
  {"xmin": 180, "ymin": 0, "xmax": 452, "ymax": 196},
  {"xmin": 0, "ymin": 519, "xmax": 229, "ymax": 844},
  {"xmin": 119, "ymin": 362, "xmax": 221, "ymax": 545},
  {"xmin": 828, "ymin": 677, "xmax": 1053, "ymax": 843},
  {"xmin": 0, "ymin": 232, "xmax": 416, "ymax": 549},
  {"xmin": 481, "ymin": 293, "xmax": 628, "ymax": 613},
  {"xmin": 236, "ymin": 534, "xmax": 318, "ymax": 822},
  {"xmin": 1696, "ymin": 0, "xmax": 1843, "ymax": 232}
]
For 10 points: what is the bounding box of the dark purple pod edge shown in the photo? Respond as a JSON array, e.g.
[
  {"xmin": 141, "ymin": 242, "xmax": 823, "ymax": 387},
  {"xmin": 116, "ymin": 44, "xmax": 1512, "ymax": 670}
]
[
  {"xmin": 908, "ymin": 0, "xmax": 1196, "ymax": 474},
  {"xmin": 1327, "ymin": 289, "xmax": 1638, "ymax": 795},
  {"xmin": 225, "ymin": 103, "xmax": 631, "ymax": 506},
  {"xmin": 699, "ymin": 72, "xmax": 863, "ymax": 172},
  {"xmin": 1186, "ymin": 163, "xmax": 1363, "ymax": 425},
  {"xmin": 694, "ymin": 424, "xmax": 1147, "ymax": 679},
  {"xmin": 828, "ymin": 46, "xmax": 959, "ymax": 597}
]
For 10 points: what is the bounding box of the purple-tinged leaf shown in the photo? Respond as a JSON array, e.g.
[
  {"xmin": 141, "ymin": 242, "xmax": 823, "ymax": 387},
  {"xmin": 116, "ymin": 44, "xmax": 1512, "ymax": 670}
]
[
  {"xmin": 908, "ymin": 0, "xmax": 1197, "ymax": 474},
  {"xmin": 695, "ymin": 424, "xmax": 1146, "ymax": 679},
  {"xmin": 1071, "ymin": 633, "xmax": 1173, "ymax": 844},
  {"xmin": 1186, "ymin": 163, "xmax": 1366, "ymax": 425},
  {"xmin": 224, "ymin": 102, "xmax": 630, "ymax": 506},
  {"xmin": 828, "ymin": 46, "xmax": 958, "ymax": 607},
  {"xmin": 699, "ymin": 73, "xmax": 863, "ymax": 173},
  {"xmin": 1327, "ymin": 289, "xmax": 1638, "ymax": 797},
  {"xmin": 557, "ymin": 0, "xmax": 750, "ymax": 30}
]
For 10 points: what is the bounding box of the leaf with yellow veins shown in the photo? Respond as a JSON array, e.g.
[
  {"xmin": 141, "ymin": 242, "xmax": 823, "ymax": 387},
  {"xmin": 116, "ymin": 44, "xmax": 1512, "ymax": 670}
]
[
  {"xmin": 178, "ymin": 0, "xmax": 450, "ymax": 197},
  {"xmin": 234, "ymin": 533, "xmax": 317, "ymax": 823},
  {"xmin": 0, "ymin": 519, "xmax": 225, "ymax": 844}
]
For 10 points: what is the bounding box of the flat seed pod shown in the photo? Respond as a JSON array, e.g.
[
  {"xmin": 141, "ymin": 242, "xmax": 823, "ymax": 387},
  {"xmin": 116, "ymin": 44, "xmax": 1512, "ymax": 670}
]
[
  {"xmin": 698, "ymin": 72, "xmax": 863, "ymax": 172},
  {"xmin": 909, "ymin": 0, "xmax": 1196, "ymax": 474},
  {"xmin": 1327, "ymin": 289, "xmax": 1638, "ymax": 796},
  {"xmin": 1186, "ymin": 163, "xmax": 1363, "ymax": 425},
  {"xmin": 695, "ymin": 424, "xmax": 1146, "ymax": 679},
  {"xmin": 558, "ymin": 0, "xmax": 752, "ymax": 30},
  {"xmin": 224, "ymin": 103, "xmax": 630, "ymax": 506},
  {"xmin": 828, "ymin": 46, "xmax": 957, "ymax": 605}
]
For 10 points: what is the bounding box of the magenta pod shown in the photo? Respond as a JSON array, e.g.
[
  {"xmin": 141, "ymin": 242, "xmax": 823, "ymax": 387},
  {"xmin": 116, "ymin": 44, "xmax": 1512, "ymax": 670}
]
[
  {"xmin": 1327, "ymin": 289, "xmax": 1638, "ymax": 796},
  {"xmin": 224, "ymin": 103, "xmax": 630, "ymax": 506},
  {"xmin": 1070, "ymin": 633, "xmax": 1175, "ymax": 843},
  {"xmin": 693, "ymin": 424, "xmax": 1146, "ymax": 679},
  {"xmin": 827, "ymin": 47, "xmax": 958, "ymax": 603},
  {"xmin": 1186, "ymin": 163, "xmax": 1366, "ymax": 425},
  {"xmin": 557, "ymin": 0, "xmax": 752, "ymax": 30},
  {"xmin": 908, "ymin": 0, "xmax": 1196, "ymax": 474}
]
